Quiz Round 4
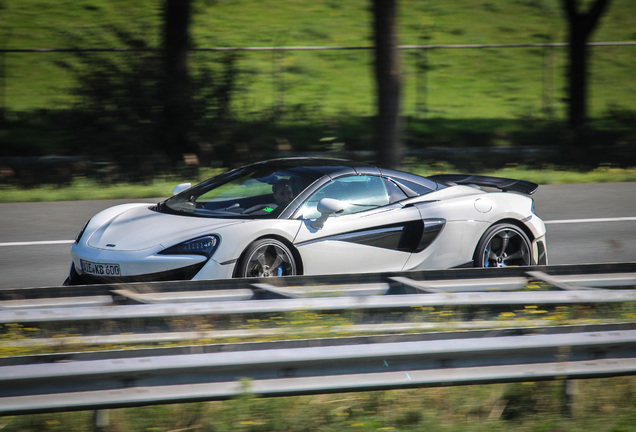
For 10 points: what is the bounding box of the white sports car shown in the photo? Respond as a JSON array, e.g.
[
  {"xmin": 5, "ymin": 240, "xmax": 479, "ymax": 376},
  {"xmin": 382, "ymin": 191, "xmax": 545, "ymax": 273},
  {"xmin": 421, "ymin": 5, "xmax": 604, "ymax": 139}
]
[{"xmin": 65, "ymin": 157, "xmax": 547, "ymax": 285}]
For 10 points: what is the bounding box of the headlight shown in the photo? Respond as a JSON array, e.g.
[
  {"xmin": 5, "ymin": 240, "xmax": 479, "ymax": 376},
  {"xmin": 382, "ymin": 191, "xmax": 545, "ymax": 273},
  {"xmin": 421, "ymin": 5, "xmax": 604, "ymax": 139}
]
[
  {"xmin": 159, "ymin": 235, "xmax": 220, "ymax": 259},
  {"xmin": 75, "ymin": 220, "xmax": 90, "ymax": 243}
]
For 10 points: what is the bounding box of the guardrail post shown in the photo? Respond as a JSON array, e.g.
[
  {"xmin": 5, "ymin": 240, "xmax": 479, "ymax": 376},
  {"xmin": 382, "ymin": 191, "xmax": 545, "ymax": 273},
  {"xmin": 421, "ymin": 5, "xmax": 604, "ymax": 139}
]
[
  {"xmin": 561, "ymin": 379, "xmax": 577, "ymax": 418},
  {"xmin": 94, "ymin": 409, "xmax": 110, "ymax": 432}
]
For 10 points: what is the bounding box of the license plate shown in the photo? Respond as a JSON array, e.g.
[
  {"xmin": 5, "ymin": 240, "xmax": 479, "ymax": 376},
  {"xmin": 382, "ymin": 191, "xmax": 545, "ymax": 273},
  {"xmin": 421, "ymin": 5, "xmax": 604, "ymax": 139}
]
[{"xmin": 80, "ymin": 260, "xmax": 121, "ymax": 276}]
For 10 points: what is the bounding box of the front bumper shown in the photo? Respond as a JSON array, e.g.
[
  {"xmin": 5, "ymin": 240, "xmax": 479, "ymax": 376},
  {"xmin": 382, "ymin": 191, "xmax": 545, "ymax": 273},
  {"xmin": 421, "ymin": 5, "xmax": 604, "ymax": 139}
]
[
  {"xmin": 68, "ymin": 241, "xmax": 211, "ymax": 285},
  {"xmin": 66, "ymin": 261, "xmax": 207, "ymax": 285}
]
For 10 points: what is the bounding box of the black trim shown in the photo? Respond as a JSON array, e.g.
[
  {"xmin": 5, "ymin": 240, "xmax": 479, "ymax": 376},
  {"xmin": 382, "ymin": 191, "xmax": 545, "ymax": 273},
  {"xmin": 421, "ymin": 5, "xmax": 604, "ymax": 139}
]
[
  {"xmin": 428, "ymin": 174, "xmax": 539, "ymax": 195},
  {"xmin": 67, "ymin": 262, "xmax": 206, "ymax": 285},
  {"xmin": 537, "ymin": 240, "xmax": 548, "ymax": 265},
  {"xmin": 326, "ymin": 225, "xmax": 406, "ymax": 251},
  {"xmin": 296, "ymin": 219, "xmax": 445, "ymax": 254},
  {"xmin": 415, "ymin": 218, "xmax": 446, "ymax": 252},
  {"xmin": 452, "ymin": 261, "xmax": 475, "ymax": 268}
]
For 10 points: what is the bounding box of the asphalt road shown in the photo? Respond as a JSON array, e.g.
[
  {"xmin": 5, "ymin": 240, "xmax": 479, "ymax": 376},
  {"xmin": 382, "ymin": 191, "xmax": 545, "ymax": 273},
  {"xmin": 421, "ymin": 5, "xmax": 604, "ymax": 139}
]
[{"xmin": 1, "ymin": 183, "xmax": 635, "ymax": 289}]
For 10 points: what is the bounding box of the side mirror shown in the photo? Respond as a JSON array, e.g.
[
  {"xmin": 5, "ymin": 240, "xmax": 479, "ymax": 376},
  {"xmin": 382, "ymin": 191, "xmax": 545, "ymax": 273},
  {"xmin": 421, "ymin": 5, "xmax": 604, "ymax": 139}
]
[
  {"xmin": 311, "ymin": 198, "xmax": 345, "ymax": 229},
  {"xmin": 172, "ymin": 183, "xmax": 192, "ymax": 196}
]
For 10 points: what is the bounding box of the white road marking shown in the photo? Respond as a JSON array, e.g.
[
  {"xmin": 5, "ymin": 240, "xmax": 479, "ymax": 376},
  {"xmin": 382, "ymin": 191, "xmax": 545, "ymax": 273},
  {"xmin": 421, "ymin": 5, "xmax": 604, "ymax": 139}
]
[
  {"xmin": 1, "ymin": 216, "xmax": 635, "ymax": 247},
  {"xmin": 0, "ymin": 240, "xmax": 75, "ymax": 247},
  {"xmin": 544, "ymin": 216, "xmax": 636, "ymax": 225}
]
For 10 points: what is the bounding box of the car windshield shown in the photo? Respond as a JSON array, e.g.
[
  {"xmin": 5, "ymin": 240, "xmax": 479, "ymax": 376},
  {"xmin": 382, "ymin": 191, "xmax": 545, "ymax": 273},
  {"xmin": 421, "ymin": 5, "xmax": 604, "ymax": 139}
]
[{"xmin": 159, "ymin": 165, "xmax": 320, "ymax": 218}]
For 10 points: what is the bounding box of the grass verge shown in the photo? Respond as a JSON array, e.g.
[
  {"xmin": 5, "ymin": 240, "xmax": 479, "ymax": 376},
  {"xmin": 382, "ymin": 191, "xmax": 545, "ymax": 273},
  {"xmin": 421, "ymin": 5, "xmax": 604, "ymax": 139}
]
[
  {"xmin": 3, "ymin": 378, "xmax": 636, "ymax": 431},
  {"xmin": 1, "ymin": 164, "xmax": 635, "ymax": 203}
]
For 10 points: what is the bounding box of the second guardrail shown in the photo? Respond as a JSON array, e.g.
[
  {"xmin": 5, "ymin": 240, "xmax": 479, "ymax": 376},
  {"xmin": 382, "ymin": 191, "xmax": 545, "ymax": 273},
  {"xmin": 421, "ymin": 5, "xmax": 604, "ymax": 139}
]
[{"xmin": 1, "ymin": 322, "xmax": 635, "ymax": 415}]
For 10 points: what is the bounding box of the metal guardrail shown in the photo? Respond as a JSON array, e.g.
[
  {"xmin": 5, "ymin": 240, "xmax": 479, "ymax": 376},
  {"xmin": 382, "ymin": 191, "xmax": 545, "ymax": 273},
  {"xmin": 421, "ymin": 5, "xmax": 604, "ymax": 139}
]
[
  {"xmin": 2, "ymin": 289, "xmax": 636, "ymax": 325},
  {"xmin": 1, "ymin": 263, "xmax": 635, "ymax": 325},
  {"xmin": 0, "ymin": 264, "xmax": 635, "ymax": 415},
  {"xmin": 3, "ymin": 262, "xmax": 636, "ymax": 299},
  {"xmin": 1, "ymin": 323, "xmax": 635, "ymax": 415}
]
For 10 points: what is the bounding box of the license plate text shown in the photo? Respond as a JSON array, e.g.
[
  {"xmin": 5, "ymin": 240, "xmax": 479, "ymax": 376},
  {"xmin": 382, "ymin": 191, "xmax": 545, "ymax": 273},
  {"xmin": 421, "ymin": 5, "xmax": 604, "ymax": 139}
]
[{"xmin": 81, "ymin": 260, "xmax": 121, "ymax": 276}]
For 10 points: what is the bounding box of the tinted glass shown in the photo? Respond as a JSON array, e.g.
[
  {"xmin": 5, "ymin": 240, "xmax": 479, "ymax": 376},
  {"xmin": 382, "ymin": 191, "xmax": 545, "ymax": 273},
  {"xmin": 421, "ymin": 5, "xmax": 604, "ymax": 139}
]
[
  {"xmin": 298, "ymin": 175, "xmax": 392, "ymax": 219},
  {"xmin": 384, "ymin": 178, "xmax": 409, "ymax": 202},
  {"xmin": 160, "ymin": 167, "xmax": 319, "ymax": 218},
  {"xmin": 393, "ymin": 178, "xmax": 435, "ymax": 196}
]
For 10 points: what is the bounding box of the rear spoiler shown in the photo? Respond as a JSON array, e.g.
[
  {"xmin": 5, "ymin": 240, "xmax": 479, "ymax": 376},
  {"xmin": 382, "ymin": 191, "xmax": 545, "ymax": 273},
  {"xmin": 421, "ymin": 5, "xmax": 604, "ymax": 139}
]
[{"xmin": 428, "ymin": 174, "xmax": 539, "ymax": 195}]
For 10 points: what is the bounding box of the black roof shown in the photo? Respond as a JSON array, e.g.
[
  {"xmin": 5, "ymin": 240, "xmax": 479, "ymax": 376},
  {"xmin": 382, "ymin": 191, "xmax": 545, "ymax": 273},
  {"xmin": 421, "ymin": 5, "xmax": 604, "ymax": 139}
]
[
  {"xmin": 242, "ymin": 157, "xmax": 376, "ymax": 179},
  {"xmin": 252, "ymin": 156, "xmax": 372, "ymax": 170},
  {"xmin": 248, "ymin": 157, "xmax": 441, "ymax": 190}
]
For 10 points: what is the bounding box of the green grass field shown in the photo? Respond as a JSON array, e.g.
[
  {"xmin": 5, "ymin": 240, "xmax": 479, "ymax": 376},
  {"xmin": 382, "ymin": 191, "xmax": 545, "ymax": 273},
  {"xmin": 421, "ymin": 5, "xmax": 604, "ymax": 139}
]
[{"xmin": 2, "ymin": 0, "xmax": 635, "ymax": 118}]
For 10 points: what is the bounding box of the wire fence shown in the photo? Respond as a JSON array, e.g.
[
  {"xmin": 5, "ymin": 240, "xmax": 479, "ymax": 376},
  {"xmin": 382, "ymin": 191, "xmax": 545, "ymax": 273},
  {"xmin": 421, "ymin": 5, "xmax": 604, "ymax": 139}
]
[{"xmin": 1, "ymin": 41, "xmax": 635, "ymax": 119}]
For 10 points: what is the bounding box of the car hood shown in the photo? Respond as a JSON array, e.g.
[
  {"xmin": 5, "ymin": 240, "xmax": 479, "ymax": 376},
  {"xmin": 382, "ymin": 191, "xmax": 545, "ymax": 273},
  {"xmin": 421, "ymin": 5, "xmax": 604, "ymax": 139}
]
[{"xmin": 87, "ymin": 205, "xmax": 245, "ymax": 251}]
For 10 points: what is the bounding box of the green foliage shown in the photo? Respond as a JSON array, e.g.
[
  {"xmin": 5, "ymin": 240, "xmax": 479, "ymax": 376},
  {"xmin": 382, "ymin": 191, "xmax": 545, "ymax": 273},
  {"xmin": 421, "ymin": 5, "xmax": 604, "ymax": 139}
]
[
  {"xmin": 1, "ymin": 0, "xmax": 635, "ymax": 176},
  {"xmin": 49, "ymin": 24, "xmax": 243, "ymax": 173},
  {"xmin": 0, "ymin": 323, "xmax": 42, "ymax": 356},
  {"xmin": 2, "ymin": 378, "xmax": 636, "ymax": 431}
]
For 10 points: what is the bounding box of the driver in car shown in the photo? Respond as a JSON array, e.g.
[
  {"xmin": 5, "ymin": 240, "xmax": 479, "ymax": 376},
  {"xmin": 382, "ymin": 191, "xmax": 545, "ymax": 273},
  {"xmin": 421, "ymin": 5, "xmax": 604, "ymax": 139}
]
[
  {"xmin": 244, "ymin": 178, "xmax": 295, "ymax": 216},
  {"xmin": 272, "ymin": 179, "xmax": 294, "ymax": 205}
]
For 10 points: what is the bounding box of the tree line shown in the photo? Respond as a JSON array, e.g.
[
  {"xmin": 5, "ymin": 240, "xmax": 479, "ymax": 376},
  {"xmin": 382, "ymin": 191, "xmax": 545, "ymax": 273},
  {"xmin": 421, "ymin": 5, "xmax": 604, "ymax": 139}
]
[
  {"xmin": 158, "ymin": 0, "xmax": 612, "ymax": 169},
  {"xmin": 30, "ymin": 0, "xmax": 612, "ymax": 180}
]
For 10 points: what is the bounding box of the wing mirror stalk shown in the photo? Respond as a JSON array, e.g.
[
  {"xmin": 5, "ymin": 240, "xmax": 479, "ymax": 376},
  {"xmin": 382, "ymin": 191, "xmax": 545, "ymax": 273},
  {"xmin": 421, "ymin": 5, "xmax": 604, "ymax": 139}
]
[{"xmin": 311, "ymin": 198, "xmax": 345, "ymax": 229}]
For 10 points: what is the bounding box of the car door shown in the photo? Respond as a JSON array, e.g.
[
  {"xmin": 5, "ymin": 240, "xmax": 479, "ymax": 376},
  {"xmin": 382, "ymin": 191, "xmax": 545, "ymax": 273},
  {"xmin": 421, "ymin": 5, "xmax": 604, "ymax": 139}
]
[{"xmin": 292, "ymin": 174, "xmax": 424, "ymax": 275}]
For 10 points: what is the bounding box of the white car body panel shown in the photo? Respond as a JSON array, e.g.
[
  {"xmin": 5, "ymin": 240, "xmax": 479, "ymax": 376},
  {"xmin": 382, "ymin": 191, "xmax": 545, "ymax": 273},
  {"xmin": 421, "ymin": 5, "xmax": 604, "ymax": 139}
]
[
  {"xmin": 403, "ymin": 220, "xmax": 491, "ymax": 271},
  {"xmin": 86, "ymin": 205, "xmax": 244, "ymax": 251},
  {"xmin": 71, "ymin": 205, "xmax": 303, "ymax": 278},
  {"xmin": 66, "ymin": 158, "xmax": 548, "ymax": 285},
  {"xmin": 294, "ymin": 204, "xmax": 421, "ymax": 274}
]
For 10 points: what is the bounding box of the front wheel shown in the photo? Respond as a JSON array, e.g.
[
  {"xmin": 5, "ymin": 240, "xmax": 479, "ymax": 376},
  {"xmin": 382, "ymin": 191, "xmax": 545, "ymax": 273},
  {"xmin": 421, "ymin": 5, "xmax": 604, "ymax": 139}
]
[
  {"xmin": 235, "ymin": 239, "xmax": 298, "ymax": 278},
  {"xmin": 474, "ymin": 223, "xmax": 532, "ymax": 268},
  {"xmin": 62, "ymin": 263, "xmax": 79, "ymax": 286}
]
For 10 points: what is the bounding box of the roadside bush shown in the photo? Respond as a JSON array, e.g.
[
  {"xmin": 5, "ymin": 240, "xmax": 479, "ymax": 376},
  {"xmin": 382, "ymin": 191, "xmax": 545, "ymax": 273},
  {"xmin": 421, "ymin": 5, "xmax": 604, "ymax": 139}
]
[{"xmin": 54, "ymin": 25, "xmax": 242, "ymax": 181}]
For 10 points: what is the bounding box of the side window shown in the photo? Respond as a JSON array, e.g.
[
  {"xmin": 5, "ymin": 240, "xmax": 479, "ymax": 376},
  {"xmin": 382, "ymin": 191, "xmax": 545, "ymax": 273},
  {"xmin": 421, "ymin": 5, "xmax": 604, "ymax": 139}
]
[
  {"xmin": 393, "ymin": 178, "xmax": 434, "ymax": 196},
  {"xmin": 384, "ymin": 178, "xmax": 409, "ymax": 202},
  {"xmin": 298, "ymin": 175, "xmax": 391, "ymax": 220}
]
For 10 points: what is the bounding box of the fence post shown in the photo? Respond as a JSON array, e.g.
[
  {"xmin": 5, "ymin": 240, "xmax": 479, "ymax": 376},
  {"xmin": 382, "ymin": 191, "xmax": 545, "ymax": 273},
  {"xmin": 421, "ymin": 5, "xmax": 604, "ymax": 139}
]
[
  {"xmin": 273, "ymin": 35, "xmax": 286, "ymax": 117},
  {"xmin": 0, "ymin": 50, "xmax": 5, "ymax": 119},
  {"xmin": 414, "ymin": 47, "xmax": 428, "ymax": 119},
  {"xmin": 0, "ymin": 33, "xmax": 8, "ymax": 119},
  {"xmin": 542, "ymin": 38, "xmax": 556, "ymax": 118}
]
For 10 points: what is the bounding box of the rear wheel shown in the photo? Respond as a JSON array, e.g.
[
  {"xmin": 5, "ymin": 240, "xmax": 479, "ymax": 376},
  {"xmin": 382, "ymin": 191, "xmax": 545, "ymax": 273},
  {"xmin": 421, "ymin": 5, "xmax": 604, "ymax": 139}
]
[
  {"xmin": 474, "ymin": 223, "xmax": 532, "ymax": 268},
  {"xmin": 236, "ymin": 239, "xmax": 297, "ymax": 278}
]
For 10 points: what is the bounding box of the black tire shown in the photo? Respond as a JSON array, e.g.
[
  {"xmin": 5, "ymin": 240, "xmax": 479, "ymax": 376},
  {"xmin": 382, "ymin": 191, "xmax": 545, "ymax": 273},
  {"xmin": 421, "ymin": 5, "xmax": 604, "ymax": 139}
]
[
  {"xmin": 235, "ymin": 238, "xmax": 298, "ymax": 278},
  {"xmin": 62, "ymin": 263, "xmax": 79, "ymax": 286},
  {"xmin": 474, "ymin": 223, "xmax": 532, "ymax": 268}
]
